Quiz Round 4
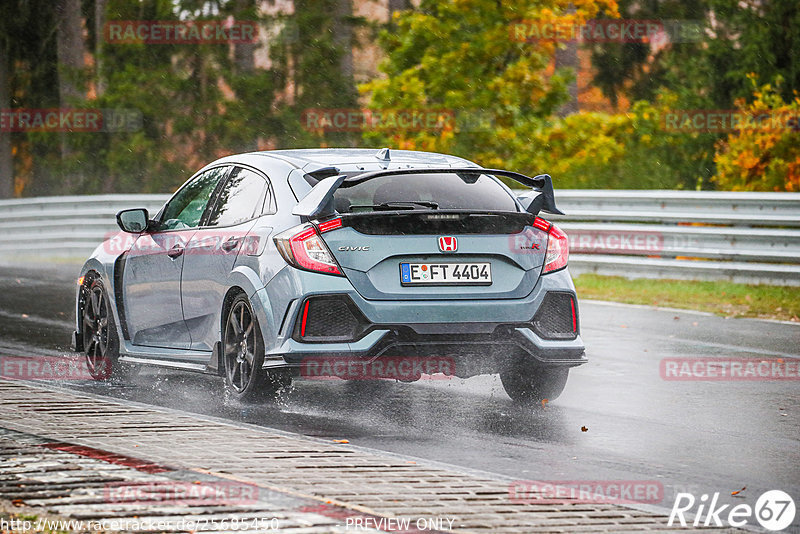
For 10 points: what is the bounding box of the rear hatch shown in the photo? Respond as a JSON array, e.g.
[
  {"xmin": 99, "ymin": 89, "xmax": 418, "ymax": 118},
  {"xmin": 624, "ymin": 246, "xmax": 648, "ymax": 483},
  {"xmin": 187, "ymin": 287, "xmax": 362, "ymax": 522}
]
[{"xmin": 322, "ymin": 212, "xmax": 547, "ymax": 300}]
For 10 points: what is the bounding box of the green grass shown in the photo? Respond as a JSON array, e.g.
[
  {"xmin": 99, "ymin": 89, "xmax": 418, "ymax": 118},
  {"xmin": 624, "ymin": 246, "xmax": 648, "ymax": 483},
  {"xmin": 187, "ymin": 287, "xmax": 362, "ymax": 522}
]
[{"xmin": 573, "ymin": 274, "xmax": 800, "ymax": 322}]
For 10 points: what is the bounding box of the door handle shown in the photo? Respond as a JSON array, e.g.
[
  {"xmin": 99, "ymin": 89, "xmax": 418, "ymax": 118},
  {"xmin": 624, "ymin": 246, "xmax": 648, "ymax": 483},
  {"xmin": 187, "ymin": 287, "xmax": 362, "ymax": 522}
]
[
  {"xmin": 221, "ymin": 237, "xmax": 241, "ymax": 252},
  {"xmin": 167, "ymin": 244, "xmax": 184, "ymax": 258}
]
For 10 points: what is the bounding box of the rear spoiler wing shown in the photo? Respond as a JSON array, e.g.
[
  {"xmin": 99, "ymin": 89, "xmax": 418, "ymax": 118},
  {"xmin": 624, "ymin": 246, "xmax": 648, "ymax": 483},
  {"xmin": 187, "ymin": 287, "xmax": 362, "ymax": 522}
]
[{"xmin": 292, "ymin": 167, "xmax": 564, "ymax": 218}]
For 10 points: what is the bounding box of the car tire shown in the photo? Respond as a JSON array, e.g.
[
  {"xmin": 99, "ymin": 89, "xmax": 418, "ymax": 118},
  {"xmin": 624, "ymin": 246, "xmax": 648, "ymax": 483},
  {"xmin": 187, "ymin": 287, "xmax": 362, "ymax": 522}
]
[
  {"xmin": 499, "ymin": 360, "xmax": 569, "ymax": 403},
  {"xmin": 81, "ymin": 277, "xmax": 137, "ymax": 381},
  {"xmin": 222, "ymin": 293, "xmax": 290, "ymax": 402}
]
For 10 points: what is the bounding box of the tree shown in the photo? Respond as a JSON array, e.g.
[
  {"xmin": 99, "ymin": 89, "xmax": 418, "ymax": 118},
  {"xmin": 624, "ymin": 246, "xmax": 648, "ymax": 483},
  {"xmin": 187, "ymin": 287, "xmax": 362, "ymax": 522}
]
[
  {"xmin": 266, "ymin": 0, "xmax": 365, "ymax": 148},
  {"xmin": 55, "ymin": 0, "xmax": 86, "ymax": 192},
  {"xmin": 590, "ymin": 0, "xmax": 800, "ymax": 110},
  {"xmin": 588, "ymin": 0, "xmax": 709, "ymax": 109},
  {"xmin": 0, "ymin": 0, "xmax": 62, "ymax": 197},
  {"xmin": 95, "ymin": 0, "xmax": 108, "ymax": 96},
  {"xmin": 361, "ymin": 0, "xmax": 618, "ymax": 172},
  {"xmin": 714, "ymin": 76, "xmax": 800, "ymax": 192},
  {"xmin": 0, "ymin": 36, "xmax": 11, "ymax": 198}
]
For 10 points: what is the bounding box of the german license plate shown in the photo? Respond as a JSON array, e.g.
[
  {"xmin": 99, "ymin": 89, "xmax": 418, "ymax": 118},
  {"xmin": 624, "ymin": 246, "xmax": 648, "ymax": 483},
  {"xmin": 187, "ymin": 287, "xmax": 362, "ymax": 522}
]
[{"xmin": 400, "ymin": 262, "xmax": 492, "ymax": 286}]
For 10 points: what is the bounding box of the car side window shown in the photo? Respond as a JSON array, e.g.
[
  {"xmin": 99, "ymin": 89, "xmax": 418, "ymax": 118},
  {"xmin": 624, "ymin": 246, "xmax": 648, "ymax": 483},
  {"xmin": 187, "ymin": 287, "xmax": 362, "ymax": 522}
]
[
  {"xmin": 157, "ymin": 167, "xmax": 230, "ymax": 231},
  {"xmin": 205, "ymin": 167, "xmax": 268, "ymax": 227},
  {"xmin": 261, "ymin": 174, "xmax": 277, "ymax": 215}
]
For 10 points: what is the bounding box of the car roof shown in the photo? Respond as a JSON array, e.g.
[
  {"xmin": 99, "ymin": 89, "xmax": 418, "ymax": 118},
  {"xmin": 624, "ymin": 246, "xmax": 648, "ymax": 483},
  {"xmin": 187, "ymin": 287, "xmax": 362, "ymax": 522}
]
[{"xmin": 214, "ymin": 148, "xmax": 478, "ymax": 172}]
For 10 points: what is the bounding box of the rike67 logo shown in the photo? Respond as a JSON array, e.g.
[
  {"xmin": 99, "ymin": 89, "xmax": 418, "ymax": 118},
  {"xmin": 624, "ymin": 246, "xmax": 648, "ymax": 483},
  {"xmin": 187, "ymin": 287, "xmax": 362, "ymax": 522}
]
[{"xmin": 669, "ymin": 490, "xmax": 796, "ymax": 531}]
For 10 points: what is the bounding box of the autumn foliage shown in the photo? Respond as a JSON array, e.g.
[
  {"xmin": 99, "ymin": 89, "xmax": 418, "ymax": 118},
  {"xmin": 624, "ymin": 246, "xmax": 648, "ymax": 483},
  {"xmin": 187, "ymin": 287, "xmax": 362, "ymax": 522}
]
[{"xmin": 713, "ymin": 76, "xmax": 800, "ymax": 192}]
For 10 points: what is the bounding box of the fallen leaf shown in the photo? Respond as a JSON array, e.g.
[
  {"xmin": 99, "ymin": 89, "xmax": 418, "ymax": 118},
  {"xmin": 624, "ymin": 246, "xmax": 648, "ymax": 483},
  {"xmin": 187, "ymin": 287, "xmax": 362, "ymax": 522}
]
[
  {"xmin": 673, "ymin": 316, "xmax": 680, "ymax": 321},
  {"xmin": 541, "ymin": 399, "xmax": 549, "ymax": 409},
  {"xmin": 333, "ymin": 439, "xmax": 349, "ymax": 444},
  {"xmin": 731, "ymin": 486, "xmax": 746, "ymax": 496},
  {"xmin": 11, "ymin": 498, "xmax": 24, "ymax": 506},
  {"xmin": 581, "ymin": 426, "xmax": 588, "ymax": 432},
  {"xmin": 406, "ymin": 461, "xmax": 416, "ymax": 464},
  {"xmin": 619, "ymin": 325, "xmax": 628, "ymax": 329}
]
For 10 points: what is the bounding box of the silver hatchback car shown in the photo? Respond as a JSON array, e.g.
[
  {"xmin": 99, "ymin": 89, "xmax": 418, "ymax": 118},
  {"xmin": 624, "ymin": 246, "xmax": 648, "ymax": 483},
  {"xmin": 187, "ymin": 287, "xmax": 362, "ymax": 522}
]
[{"xmin": 72, "ymin": 148, "xmax": 586, "ymax": 402}]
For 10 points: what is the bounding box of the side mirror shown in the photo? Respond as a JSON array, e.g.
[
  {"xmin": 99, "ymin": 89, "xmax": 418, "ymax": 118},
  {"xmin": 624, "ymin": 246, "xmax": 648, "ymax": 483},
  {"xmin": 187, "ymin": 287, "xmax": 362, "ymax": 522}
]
[{"xmin": 116, "ymin": 208, "xmax": 149, "ymax": 233}]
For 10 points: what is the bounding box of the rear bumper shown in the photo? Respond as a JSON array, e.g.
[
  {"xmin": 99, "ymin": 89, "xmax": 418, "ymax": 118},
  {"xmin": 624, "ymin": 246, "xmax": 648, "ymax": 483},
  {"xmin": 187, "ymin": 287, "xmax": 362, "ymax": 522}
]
[
  {"xmin": 259, "ymin": 268, "xmax": 586, "ymax": 372},
  {"xmin": 269, "ymin": 327, "xmax": 585, "ymax": 367}
]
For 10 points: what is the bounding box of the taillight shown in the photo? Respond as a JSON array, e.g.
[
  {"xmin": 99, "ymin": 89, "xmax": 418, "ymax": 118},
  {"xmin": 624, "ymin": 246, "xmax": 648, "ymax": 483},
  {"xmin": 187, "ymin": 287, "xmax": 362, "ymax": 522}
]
[
  {"xmin": 538, "ymin": 218, "xmax": 568, "ymax": 274},
  {"xmin": 274, "ymin": 219, "xmax": 344, "ymax": 276}
]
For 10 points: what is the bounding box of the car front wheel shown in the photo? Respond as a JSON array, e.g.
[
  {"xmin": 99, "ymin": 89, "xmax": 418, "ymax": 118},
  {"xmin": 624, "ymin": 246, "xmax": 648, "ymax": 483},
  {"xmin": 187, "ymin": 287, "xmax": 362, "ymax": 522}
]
[{"xmin": 80, "ymin": 277, "xmax": 138, "ymax": 381}]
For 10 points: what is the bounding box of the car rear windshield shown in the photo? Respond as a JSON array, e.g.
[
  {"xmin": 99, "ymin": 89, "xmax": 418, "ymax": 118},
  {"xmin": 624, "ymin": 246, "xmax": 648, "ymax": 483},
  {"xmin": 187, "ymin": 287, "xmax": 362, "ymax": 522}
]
[{"xmin": 332, "ymin": 172, "xmax": 518, "ymax": 213}]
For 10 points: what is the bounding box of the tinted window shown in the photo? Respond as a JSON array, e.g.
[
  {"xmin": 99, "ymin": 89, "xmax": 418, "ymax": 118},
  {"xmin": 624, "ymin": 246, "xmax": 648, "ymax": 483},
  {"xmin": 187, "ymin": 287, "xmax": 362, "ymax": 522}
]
[
  {"xmin": 158, "ymin": 166, "xmax": 229, "ymax": 231},
  {"xmin": 335, "ymin": 172, "xmax": 517, "ymax": 213},
  {"xmin": 205, "ymin": 167, "xmax": 268, "ymax": 227}
]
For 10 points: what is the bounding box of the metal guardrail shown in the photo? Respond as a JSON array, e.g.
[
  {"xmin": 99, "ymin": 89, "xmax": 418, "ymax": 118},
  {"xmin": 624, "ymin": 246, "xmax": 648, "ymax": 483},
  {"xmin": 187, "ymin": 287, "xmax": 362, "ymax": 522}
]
[
  {"xmin": 0, "ymin": 194, "xmax": 168, "ymax": 258},
  {"xmin": 547, "ymin": 191, "xmax": 800, "ymax": 285},
  {"xmin": 1, "ymin": 191, "xmax": 799, "ymax": 285}
]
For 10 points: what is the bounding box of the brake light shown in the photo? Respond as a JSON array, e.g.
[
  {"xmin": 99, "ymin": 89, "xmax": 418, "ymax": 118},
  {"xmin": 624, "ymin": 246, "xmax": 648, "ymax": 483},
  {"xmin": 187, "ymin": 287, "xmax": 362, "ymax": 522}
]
[
  {"xmin": 542, "ymin": 221, "xmax": 569, "ymax": 274},
  {"xmin": 274, "ymin": 219, "xmax": 344, "ymax": 276},
  {"xmin": 317, "ymin": 218, "xmax": 342, "ymax": 233},
  {"xmin": 533, "ymin": 217, "xmax": 551, "ymax": 232}
]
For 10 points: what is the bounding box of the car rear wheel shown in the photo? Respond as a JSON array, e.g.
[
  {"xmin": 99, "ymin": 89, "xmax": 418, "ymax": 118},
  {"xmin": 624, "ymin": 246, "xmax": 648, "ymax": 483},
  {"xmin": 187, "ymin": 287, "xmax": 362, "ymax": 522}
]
[
  {"xmin": 499, "ymin": 360, "xmax": 569, "ymax": 403},
  {"xmin": 223, "ymin": 294, "xmax": 290, "ymax": 402}
]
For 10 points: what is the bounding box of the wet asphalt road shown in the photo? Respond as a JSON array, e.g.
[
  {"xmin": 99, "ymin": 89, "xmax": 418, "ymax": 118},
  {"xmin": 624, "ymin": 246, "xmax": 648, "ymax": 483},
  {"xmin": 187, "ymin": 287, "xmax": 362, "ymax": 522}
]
[{"xmin": 0, "ymin": 264, "xmax": 798, "ymax": 529}]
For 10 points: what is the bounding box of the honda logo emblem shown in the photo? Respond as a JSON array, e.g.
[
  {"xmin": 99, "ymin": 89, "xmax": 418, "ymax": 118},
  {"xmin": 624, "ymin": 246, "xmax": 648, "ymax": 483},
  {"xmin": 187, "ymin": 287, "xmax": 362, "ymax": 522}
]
[{"xmin": 438, "ymin": 236, "xmax": 457, "ymax": 252}]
